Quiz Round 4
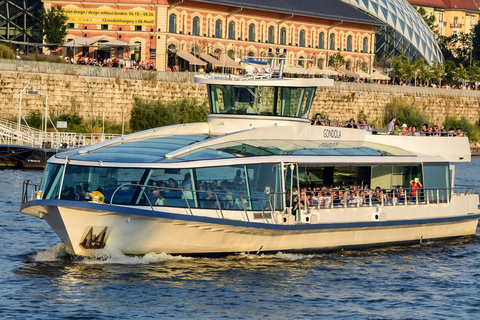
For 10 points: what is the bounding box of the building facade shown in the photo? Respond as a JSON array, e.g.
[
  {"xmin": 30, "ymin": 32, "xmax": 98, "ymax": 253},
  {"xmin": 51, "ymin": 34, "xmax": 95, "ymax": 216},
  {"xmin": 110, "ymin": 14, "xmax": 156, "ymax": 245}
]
[
  {"xmin": 38, "ymin": 0, "xmax": 379, "ymax": 72},
  {"xmin": 408, "ymin": 0, "xmax": 480, "ymax": 37}
]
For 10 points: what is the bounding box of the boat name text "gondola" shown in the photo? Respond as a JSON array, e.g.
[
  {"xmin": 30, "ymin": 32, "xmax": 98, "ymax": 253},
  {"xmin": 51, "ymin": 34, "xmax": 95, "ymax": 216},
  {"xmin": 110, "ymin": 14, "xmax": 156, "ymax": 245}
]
[{"xmin": 323, "ymin": 129, "xmax": 342, "ymax": 139}]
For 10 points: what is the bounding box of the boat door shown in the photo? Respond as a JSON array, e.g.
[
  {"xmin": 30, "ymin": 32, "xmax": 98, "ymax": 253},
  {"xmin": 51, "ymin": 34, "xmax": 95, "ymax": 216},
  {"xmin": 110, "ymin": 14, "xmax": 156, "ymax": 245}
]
[{"xmin": 282, "ymin": 163, "xmax": 300, "ymax": 215}]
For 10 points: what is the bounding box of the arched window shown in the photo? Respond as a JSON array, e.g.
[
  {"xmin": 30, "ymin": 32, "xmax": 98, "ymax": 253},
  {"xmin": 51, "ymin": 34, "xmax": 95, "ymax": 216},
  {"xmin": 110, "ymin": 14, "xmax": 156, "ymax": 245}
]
[
  {"xmin": 329, "ymin": 33, "xmax": 335, "ymax": 50},
  {"xmin": 318, "ymin": 32, "xmax": 324, "ymax": 49},
  {"xmin": 134, "ymin": 42, "xmax": 141, "ymax": 62},
  {"xmin": 215, "ymin": 19, "xmax": 222, "ymax": 38},
  {"xmin": 299, "ymin": 30, "xmax": 305, "ymax": 47},
  {"xmin": 280, "ymin": 27, "xmax": 286, "ymax": 45},
  {"xmin": 227, "ymin": 49, "xmax": 235, "ymax": 59},
  {"xmin": 192, "ymin": 17, "xmax": 200, "ymax": 36},
  {"xmin": 362, "ymin": 37, "xmax": 368, "ymax": 53},
  {"xmin": 347, "ymin": 35, "xmax": 352, "ymax": 51},
  {"xmin": 268, "ymin": 26, "xmax": 274, "ymax": 43},
  {"xmin": 169, "ymin": 14, "xmax": 176, "ymax": 33},
  {"xmin": 298, "ymin": 56, "xmax": 304, "ymax": 66},
  {"xmin": 248, "ymin": 23, "xmax": 255, "ymax": 41},
  {"xmin": 228, "ymin": 21, "xmax": 235, "ymax": 39}
]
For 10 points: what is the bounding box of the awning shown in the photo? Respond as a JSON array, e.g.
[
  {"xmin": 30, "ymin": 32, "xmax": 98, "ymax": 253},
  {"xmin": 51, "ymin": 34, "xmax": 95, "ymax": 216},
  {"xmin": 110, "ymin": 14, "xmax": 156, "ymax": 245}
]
[
  {"xmin": 98, "ymin": 40, "xmax": 141, "ymax": 48},
  {"xmin": 198, "ymin": 53, "xmax": 223, "ymax": 67},
  {"xmin": 307, "ymin": 67, "xmax": 340, "ymax": 76},
  {"xmin": 218, "ymin": 55, "xmax": 242, "ymax": 68},
  {"xmin": 333, "ymin": 66, "xmax": 359, "ymax": 78},
  {"xmin": 371, "ymin": 71, "xmax": 391, "ymax": 80},
  {"xmin": 356, "ymin": 70, "xmax": 373, "ymax": 79},
  {"xmin": 63, "ymin": 36, "xmax": 106, "ymax": 47},
  {"xmin": 283, "ymin": 65, "xmax": 312, "ymax": 75},
  {"xmin": 176, "ymin": 50, "xmax": 206, "ymax": 66}
]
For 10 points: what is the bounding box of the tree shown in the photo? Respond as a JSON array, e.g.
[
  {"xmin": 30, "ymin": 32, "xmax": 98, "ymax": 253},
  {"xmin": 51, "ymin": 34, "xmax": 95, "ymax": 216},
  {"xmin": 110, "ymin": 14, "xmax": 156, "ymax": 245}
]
[
  {"xmin": 472, "ymin": 22, "xmax": 480, "ymax": 62},
  {"xmin": 415, "ymin": 59, "xmax": 432, "ymax": 85},
  {"xmin": 37, "ymin": 5, "xmax": 68, "ymax": 49},
  {"xmin": 391, "ymin": 54, "xmax": 410, "ymax": 83},
  {"xmin": 454, "ymin": 64, "xmax": 468, "ymax": 84},
  {"xmin": 412, "ymin": 5, "xmax": 438, "ymax": 38},
  {"xmin": 329, "ymin": 51, "xmax": 346, "ymax": 69},
  {"xmin": 430, "ymin": 62, "xmax": 444, "ymax": 85}
]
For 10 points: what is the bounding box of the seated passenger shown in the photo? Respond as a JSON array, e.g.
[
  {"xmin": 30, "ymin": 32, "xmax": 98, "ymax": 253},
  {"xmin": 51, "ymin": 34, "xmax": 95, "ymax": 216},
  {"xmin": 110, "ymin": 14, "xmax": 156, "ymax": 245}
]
[
  {"xmin": 398, "ymin": 189, "xmax": 407, "ymax": 204},
  {"xmin": 151, "ymin": 189, "xmax": 167, "ymax": 206},
  {"xmin": 372, "ymin": 187, "xmax": 383, "ymax": 204}
]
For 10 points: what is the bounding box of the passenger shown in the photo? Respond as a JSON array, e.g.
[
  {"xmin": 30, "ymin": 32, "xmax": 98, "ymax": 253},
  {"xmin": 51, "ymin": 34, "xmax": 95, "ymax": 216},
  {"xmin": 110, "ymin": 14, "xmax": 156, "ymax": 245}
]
[
  {"xmin": 235, "ymin": 192, "xmax": 249, "ymax": 210},
  {"xmin": 181, "ymin": 173, "xmax": 193, "ymax": 200},
  {"xmin": 370, "ymin": 124, "xmax": 377, "ymax": 135},
  {"xmin": 246, "ymin": 101, "xmax": 256, "ymax": 114},
  {"xmin": 233, "ymin": 169, "xmax": 243, "ymax": 184},
  {"xmin": 358, "ymin": 190, "xmax": 366, "ymax": 205},
  {"xmin": 372, "ymin": 187, "xmax": 383, "ymax": 204},
  {"xmin": 401, "ymin": 124, "xmax": 409, "ymax": 136},
  {"xmin": 346, "ymin": 118, "xmax": 357, "ymax": 129},
  {"xmin": 334, "ymin": 189, "xmax": 345, "ymax": 206},
  {"xmin": 456, "ymin": 128, "xmax": 464, "ymax": 137},
  {"xmin": 398, "ymin": 188, "xmax": 407, "ymax": 204},
  {"xmin": 387, "ymin": 116, "xmax": 396, "ymax": 134},
  {"xmin": 392, "ymin": 124, "xmax": 401, "ymax": 135},
  {"xmin": 168, "ymin": 178, "xmax": 178, "ymax": 189},
  {"xmin": 360, "ymin": 119, "xmax": 371, "ymax": 131},
  {"xmin": 409, "ymin": 178, "xmax": 423, "ymax": 202},
  {"xmin": 61, "ymin": 186, "xmax": 75, "ymax": 200},
  {"xmin": 313, "ymin": 113, "xmax": 325, "ymax": 126},
  {"xmin": 151, "ymin": 188, "xmax": 167, "ymax": 206},
  {"xmin": 75, "ymin": 185, "xmax": 84, "ymax": 201},
  {"xmin": 411, "ymin": 126, "xmax": 420, "ymax": 136}
]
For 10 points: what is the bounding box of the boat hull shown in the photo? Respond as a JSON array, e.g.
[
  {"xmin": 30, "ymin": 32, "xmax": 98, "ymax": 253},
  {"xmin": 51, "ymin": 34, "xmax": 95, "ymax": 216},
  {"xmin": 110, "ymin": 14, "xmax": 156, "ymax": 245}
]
[{"xmin": 21, "ymin": 200, "xmax": 480, "ymax": 256}]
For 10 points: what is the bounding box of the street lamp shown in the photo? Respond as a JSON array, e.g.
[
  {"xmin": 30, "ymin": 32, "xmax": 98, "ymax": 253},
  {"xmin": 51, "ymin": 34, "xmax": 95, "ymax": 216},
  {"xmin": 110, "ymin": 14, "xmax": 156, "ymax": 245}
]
[{"xmin": 18, "ymin": 83, "xmax": 48, "ymax": 145}]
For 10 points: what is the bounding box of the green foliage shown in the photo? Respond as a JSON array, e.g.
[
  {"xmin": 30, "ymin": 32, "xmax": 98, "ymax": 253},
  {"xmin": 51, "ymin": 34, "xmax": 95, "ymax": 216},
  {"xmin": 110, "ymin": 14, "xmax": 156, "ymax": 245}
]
[
  {"xmin": 0, "ymin": 44, "xmax": 15, "ymax": 59},
  {"xmin": 329, "ymin": 51, "xmax": 346, "ymax": 69},
  {"xmin": 21, "ymin": 52, "xmax": 65, "ymax": 63},
  {"xmin": 129, "ymin": 98, "xmax": 209, "ymax": 132},
  {"xmin": 391, "ymin": 54, "xmax": 409, "ymax": 82},
  {"xmin": 37, "ymin": 5, "xmax": 68, "ymax": 49},
  {"xmin": 413, "ymin": 6, "xmax": 438, "ymax": 38},
  {"xmin": 443, "ymin": 116, "xmax": 480, "ymax": 142},
  {"xmin": 384, "ymin": 98, "xmax": 430, "ymax": 129},
  {"xmin": 25, "ymin": 110, "xmax": 44, "ymax": 129}
]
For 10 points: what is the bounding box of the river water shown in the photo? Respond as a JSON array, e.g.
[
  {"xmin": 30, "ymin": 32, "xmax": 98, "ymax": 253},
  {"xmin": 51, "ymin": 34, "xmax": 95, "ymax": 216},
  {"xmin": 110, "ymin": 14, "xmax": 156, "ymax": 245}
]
[{"xmin": 2, "ymin": 159, "xmax": 480, "ymax": 319}]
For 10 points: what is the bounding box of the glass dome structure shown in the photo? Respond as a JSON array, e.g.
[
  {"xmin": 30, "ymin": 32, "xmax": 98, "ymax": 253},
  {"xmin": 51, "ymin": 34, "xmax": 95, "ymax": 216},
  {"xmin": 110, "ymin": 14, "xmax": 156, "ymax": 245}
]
[{"xmin": 341, "ymin": 0, "xmax": 443, "ymax": 64}]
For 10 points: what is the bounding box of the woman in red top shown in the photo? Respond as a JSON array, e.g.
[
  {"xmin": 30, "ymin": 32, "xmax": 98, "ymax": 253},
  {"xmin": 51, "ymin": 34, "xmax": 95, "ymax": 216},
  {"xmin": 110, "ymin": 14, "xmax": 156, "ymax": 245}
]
[{"xmin": 410, "ymin": 178, "xmax": 423, "ymax": 202}]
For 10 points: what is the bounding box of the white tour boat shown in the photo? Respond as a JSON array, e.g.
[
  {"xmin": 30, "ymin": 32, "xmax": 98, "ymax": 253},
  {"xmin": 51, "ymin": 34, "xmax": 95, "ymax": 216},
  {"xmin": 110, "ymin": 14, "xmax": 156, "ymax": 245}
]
[{"xmin": 20, "ymin": 58, "xmax": 480, "ymax": 256}]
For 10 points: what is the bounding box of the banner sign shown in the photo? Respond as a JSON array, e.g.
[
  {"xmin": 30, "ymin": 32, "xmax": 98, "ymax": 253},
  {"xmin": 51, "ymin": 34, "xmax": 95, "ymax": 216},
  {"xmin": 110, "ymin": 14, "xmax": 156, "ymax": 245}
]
[{"xmin": 64, "ymin": 8, "xmax": 155, "ymax": 26}]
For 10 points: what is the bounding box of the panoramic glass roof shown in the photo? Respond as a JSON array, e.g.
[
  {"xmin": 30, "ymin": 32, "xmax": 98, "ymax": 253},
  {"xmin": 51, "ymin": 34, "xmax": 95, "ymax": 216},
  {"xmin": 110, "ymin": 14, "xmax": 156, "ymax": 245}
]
[
  {"xmin": 57, "ymin": 134, "xmax": 413, "ymax": 163},
  {"xmin": 341, "ymin": 0, "xmax": 443, "ymax": 64}
]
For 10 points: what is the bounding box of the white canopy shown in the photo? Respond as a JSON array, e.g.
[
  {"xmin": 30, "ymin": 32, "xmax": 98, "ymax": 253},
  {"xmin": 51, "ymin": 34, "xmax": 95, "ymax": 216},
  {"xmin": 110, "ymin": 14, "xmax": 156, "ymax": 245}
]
[
  {"xmin": 63, "ymin": 36, "xmax": 105, "ymax": 47},
  {"xmin": 307, "ymin": 67, "xmax": 340, "ymax": 76},
  {"xmin": 356, "ymin": 70, "xmax": 374, "ymax": 79},
  {"xmin": 98, "ymin": 40, "xmax": 141, "ymax": 48},
  {"xmin": 371, "ymin": 71, "xmax": 391, "ymax": 80}
]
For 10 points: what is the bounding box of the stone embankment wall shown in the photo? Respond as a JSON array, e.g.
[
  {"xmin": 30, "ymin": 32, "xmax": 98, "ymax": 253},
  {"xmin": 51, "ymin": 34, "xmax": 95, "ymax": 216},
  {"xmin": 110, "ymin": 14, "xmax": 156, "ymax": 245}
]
[{"xmin": 1, "ymin": 70, "xmax": 480, "ymax": 129}]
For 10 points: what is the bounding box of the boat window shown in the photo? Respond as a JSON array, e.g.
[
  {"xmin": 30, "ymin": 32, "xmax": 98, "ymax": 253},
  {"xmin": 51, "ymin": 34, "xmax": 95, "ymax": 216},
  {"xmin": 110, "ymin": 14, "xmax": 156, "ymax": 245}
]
[
  {"xmin": 371, "ymin": 165, "xmax": 421, "ymax": 190},
  {"xmin": 40, "ymin": 163, "xmax": 63, "ymax": 199},
  {"xmin": 207, "ymin": 84, "xmax": 316, "ymax": 118},
  {"xmin": 145, "ymin": 168, "xmax": 196, "ymax": 208},
  {"xmin": 52, "ymin": 165, "xmax": 147, "ymax": 203},
  {"xmin": 247, "ymin": 163, "xmax": 282, "ymax": 210},
  {"xmin": 423, "ymin": 163, "xmax": 450, "ymax": 202},
  {"xmin": 301, "ymin": 166, "xmax": 371, "ymax": 190},
  {"xmin": 195, "ymin": 165, "xmax": 249, "ymax": 210}
]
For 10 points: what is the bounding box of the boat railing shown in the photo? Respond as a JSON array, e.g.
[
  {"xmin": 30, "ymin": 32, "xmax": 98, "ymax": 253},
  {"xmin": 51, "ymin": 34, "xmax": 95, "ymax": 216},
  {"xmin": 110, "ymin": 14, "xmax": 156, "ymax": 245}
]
[
  {"xmin": 298, "ymin": 186, "xmax": 476, "ymax": 210},
  {"xmin": 312, "ymin": 119, "xmax": 466, "ymax": 137},
  {"xmin": 109, "ymin": 183, "xmax": 275, "ymax": 223}
]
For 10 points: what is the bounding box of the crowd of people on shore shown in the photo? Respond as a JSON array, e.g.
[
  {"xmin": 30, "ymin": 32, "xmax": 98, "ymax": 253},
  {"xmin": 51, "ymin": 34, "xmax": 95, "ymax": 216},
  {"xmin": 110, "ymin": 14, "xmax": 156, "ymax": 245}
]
[{"xmin": 64, "ymin": 56, "xmax": 156, "ymax": 71}]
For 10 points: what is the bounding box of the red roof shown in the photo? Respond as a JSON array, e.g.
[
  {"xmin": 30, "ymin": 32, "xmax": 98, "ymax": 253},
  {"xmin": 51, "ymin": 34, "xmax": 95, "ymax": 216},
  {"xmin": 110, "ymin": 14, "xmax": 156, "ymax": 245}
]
[
  {"xmin": 408, "ymin": 0, "xmax": 480, "ymax": 12},
  {"xmin": 407, "ymin": 0, "xmax": 447, "ymax": 8}
]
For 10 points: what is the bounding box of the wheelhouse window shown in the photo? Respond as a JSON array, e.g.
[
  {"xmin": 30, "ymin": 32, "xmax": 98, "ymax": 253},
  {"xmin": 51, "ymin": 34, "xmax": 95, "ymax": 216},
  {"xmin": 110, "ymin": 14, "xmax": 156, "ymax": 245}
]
[
  {"xmin": 248, "ymin": 23, "xmax": 255, "ymax": 41},
  {"xmin": 192, "ymin": 16, "xmax": 200, "ymax": 36},
  {"xmin": 215, "ymin": 19, "xmax": 222, "ymax": 38},
  {"xmin": 207, "ymin": 84, "xmax": 316, "ymax": 118},
  {"xmin": 280, "ymin": 27, "xmax": 286, "ymax": 45},
  {"xmin": 267, "ymin": 26, "xmax": 274, "ymax": 43},
  {"xmin": 228, "ymin": 21, "xmax": 235, "ymax": 39},
  {"xmin": 169, "ymin": 14, "xmax": 177, "ymax": 33}
]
